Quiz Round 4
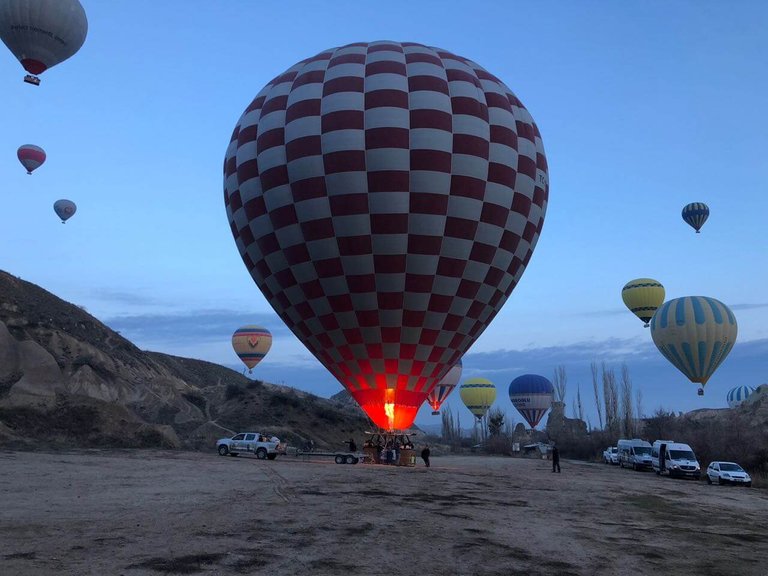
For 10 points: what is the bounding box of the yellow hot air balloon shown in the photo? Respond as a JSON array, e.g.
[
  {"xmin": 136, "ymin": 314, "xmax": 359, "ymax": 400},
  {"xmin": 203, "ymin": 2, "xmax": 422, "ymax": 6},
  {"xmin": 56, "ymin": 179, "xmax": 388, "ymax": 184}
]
[
  {"xmin": 232, "ymin": 325, "xmax": 272, "ymax": 372},
  {"xmin": 621, "ymin": 278, "xmax": 665, "ymax": 327},
  {"xmin": 459, "ymin": 378, "xmax": 496, "ymax": 421}
]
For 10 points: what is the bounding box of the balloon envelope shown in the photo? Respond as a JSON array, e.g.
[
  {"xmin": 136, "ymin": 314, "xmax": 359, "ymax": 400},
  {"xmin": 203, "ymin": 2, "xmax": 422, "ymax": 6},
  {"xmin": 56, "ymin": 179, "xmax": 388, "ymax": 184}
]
[
  {"xmin": 460, "ymin": 378, "xmax": 496, "ymax": 421},
  {"xmin": 223, "ymin": 41, "xmax": 549, "ymax": 431},
  {"xmin": 508, "ymin": 374, "xmax": 554, "ymax": 429},
  {"xmin": 427, "ymin": 359, "xmax": 462, "ymax": 415},
  {"xmin": 650, "ymin": 296, "xmax": 737, "ymax": 392},
  {"xmin": 0, "ymin": 0, "xmax": 87, "ymax": 77},
  {"xmin": 726, "ymin": 385, "xmax": 755, "ymax": 408},
  {"xmin": 681, "ymin": 202, "xmax": 709, "ymax": 233},
  {"xmin": 231, "ymin": 326, "xmax": 272, "ymax": 371},
  {"xmin": 621, "ymin": 278, "xmax": 665, "ymax": 327},
  {"xmin": 53, "ymin": 199, "xmax": 76, "ymax": 222},
  {"xmin": 17, "ymin": 144, "xmax": 45, "ymax": 174}
]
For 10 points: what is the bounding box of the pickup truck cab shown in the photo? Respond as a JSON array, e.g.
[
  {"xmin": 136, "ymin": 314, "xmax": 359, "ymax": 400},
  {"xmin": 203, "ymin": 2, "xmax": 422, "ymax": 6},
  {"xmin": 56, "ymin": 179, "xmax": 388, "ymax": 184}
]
[{"xmin": 217, "ymin": 432, "xmax": 280, "ymax": 460}]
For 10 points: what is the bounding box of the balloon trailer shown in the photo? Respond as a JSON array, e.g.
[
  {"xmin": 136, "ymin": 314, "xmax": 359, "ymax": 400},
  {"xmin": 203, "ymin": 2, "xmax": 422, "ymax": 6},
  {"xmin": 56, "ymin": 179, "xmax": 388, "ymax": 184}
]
[{"xmin": 290, "ymin": 431, "xmax": 419, "ymax": 466}]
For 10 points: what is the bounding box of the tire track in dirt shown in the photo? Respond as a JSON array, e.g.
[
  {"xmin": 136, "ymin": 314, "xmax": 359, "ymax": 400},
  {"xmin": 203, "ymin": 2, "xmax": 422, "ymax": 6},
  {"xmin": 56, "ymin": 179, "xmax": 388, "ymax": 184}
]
[{"xmin": 259, "ymin": 465, "xmax": 304, "ymax": 504}]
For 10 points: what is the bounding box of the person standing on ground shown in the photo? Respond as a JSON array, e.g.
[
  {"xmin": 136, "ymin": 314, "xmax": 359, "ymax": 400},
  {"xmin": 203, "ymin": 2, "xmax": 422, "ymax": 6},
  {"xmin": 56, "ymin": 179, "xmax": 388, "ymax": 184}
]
[
  {"xmin": 552, "ymin": 444, "xmax": 561, "ymax": 473},
  {"xmin": 421, "ymin": 445, "xmax": 431, "ymax": 467},
  {"xmin": 345, "ymin": 437, "xmax": 357, "ymax": 452}
]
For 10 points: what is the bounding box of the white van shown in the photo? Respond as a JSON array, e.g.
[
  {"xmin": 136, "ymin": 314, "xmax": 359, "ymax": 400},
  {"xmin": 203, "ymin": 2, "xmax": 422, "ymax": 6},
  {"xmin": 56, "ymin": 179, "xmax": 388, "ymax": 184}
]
[
  {"xmin": 651, "ymin": 440, "xmax": 701, "ymax": 479},
  {"xmin": 617, "ymin": 438, "xmax": 653, "ymax": 471}
]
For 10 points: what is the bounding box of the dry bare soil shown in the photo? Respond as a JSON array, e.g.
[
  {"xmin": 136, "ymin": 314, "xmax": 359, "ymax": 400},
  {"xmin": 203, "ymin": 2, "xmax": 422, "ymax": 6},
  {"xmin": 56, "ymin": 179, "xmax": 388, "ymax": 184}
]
[{"xmin": 1, "ymin": 450, "xmax": 766, "ymax": 576}]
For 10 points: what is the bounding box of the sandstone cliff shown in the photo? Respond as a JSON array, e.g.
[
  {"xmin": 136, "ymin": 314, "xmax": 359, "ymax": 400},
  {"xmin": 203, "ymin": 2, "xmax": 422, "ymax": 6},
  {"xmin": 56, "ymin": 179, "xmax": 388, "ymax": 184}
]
[{"xmin": 0, "ymin": 271, "xmax": 371, "ymax": 449}]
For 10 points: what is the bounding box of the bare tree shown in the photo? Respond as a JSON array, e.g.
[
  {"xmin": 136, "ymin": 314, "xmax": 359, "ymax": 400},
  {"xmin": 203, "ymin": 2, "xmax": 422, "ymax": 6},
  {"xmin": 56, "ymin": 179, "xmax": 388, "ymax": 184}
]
[
  {"xmin": 602, "ymin": 363, "xmax": 619, "ymax": 434},
  {"xmin": 620, "ymin": 363, "xmax": 634, "ymax": 437},
  {"xmin": 553, "ymin": 365, "xmax": 567, "ymax": 403},
  {"xmin": 441, "ymin": 407, "xmax": 462, "ymax": 449},
  {"xmin": 591, "ymin": 361, "xmax": 604, "ymax": 429},
  {"xmin": 572, "ymin": 382, "xmax": 584, "ymax": 422},
  {"xmin": 635, "ymin": 388, "xmax": 644, "ymax": 422}
]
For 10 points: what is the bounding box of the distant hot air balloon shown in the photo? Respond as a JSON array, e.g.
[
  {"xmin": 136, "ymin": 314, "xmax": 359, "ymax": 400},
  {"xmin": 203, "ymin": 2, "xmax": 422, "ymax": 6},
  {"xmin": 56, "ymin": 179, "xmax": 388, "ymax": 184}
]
[
  {"xmin": 427, "ymin": 359, "xmax": 462, "ymax": 415},
  {"xmin": 460, "ymin": 378, "xmax": 496, "ymax": 421},
  {"xmin": 726, "ymin": 385, "xmax": 755, "ymax": 408},
  {"xmin": 0, "ymin": 0, "xmax": 88, "ymax": 85},
  {"xmin": 650, "ymin": 296, "xmax": 737, "ymax": 396},
  {"xmin": 231, "ymin": 326, "xmax": 272, "ymax": 372},
  {"xmin": 508, "ymin": 374, "xmax": 554, "ymax": 430},
  {"xmin": 682, "ymin": 202, "xmax": 709, "ymax": 233},
  {"xmin": 17, "ymin": 144, "xmax": 45, "ymax": 174},
  {"xmin": 223, "ymin": 41, "xmax": 549, "ymax": 431},
  {"xmin": 621, "ymin": 278, "xmax": 665, "ymax": 327},
  {"xmin": 53, "ymin": 199, "xmax": 76, "ymax": 223}
]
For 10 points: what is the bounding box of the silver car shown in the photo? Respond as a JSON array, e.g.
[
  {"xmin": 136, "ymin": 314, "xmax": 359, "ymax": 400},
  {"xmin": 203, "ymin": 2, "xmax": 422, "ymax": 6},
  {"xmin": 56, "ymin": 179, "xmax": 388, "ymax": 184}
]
[{"xmin": 706, "ymin": 461, "xmax": 752, "ymax": 487}]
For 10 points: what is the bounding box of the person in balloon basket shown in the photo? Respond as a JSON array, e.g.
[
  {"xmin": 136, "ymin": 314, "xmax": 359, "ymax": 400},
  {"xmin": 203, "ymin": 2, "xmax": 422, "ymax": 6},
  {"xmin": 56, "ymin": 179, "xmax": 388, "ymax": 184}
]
[
  {"xmin": 551, "ymin": 444, "xmax": 561, "ymax": 473},
  {"xmin": 421, "ymin": 445, "xmax": 431, "ymax": 468}
]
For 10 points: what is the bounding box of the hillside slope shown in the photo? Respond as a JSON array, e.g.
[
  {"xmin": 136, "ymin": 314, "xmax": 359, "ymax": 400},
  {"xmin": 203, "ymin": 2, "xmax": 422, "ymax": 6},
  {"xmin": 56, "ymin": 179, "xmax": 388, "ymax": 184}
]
[{"xmin": 0, "ymin": 271, "xmax": 371, "ymax": 449}]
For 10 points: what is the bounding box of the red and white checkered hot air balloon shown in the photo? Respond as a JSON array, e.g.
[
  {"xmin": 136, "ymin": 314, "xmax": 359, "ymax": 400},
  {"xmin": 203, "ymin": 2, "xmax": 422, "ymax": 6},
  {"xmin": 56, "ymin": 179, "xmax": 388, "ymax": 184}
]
[
  {"xmin": 17, "ymin": 144, "xmax": 45, "ymax": 174},
  {"xmin": 0, "ymin": 0, "xmax": 88, "ymax": 85},
  {"xmin": 224, "ymin": 41, "xmax": 549, "ymax": 431}
]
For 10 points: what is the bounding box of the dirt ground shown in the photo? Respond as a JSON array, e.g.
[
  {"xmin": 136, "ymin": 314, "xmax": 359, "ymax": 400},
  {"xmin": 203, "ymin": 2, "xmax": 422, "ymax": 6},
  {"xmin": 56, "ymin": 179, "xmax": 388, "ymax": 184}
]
[{"xmin": 1, "ymin": 449, "xmax": 767, "ymax": 576}]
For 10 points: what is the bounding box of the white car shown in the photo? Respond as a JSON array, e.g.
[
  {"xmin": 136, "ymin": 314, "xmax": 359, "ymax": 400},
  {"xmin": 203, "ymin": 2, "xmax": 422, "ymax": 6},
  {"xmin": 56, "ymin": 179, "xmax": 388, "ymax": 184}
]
[
  {"xmin": 706, "ymin": 461, "xmax": 752, "ymax": 487},
  {"xmin": 216, "ymin": 432, "xmax": 280, "ymax": 460},
  {"xmin": 603, "ymin": 446, "xmax": 619, "ymax": 465}
]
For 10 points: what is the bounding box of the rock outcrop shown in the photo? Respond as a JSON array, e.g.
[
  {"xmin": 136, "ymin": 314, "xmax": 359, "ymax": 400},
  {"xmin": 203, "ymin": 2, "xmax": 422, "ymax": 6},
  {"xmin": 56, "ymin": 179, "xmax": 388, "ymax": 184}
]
[{"xmin": 0, "ymin": 271, "xmax": 371, "ymax": 449}]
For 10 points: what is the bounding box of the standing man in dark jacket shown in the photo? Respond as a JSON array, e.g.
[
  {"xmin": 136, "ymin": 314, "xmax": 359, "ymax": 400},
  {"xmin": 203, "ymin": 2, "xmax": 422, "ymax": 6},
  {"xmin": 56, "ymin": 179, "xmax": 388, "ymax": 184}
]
[
  {"xmin": 552, "ymin": 444, "xmax": 561, "ymax": 473},
  {"xmin": 421, "ymin": 445, "xmax": 431, "ymax": 467}
]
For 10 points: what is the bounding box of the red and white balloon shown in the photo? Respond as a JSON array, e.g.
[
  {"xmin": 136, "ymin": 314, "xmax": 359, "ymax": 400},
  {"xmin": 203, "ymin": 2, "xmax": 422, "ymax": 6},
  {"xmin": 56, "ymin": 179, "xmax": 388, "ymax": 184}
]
[{"xmin": 224, "ymin": 41, "xmax": 549, "ymax": 430}]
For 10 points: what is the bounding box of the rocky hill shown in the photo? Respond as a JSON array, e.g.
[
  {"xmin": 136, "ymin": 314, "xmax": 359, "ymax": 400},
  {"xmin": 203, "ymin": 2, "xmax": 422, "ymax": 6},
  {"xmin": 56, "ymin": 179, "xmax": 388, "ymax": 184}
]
[{"xmin": 0, "ymin": 271, "xmax": 371, "ymax": 450}]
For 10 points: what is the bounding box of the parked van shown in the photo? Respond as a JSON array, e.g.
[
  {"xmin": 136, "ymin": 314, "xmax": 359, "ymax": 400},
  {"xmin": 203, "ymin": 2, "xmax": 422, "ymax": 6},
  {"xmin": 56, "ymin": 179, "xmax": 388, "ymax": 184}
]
[
  {"xmin": 651, "ymin": 440, "xmax": 701, "ymax": 479},
  {"xmin": 617, "ymin": 438, "xmax": 653, "ymax": 470}
]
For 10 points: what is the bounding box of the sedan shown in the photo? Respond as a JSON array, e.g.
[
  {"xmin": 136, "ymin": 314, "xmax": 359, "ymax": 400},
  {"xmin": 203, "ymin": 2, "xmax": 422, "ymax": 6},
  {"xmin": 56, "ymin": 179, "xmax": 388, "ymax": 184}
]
[
  {"xmin": 603, "ymin": 447, "xmax": 619, "ymax": 465},
  {"xmin": 706, "ymin": 461, "xmax": 752, "ymax": 487}
]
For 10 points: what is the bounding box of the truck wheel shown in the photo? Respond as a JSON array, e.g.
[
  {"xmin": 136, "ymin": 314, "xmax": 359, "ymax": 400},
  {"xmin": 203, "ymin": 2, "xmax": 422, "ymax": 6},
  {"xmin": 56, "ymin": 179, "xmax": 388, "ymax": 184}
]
[
  {"xmin": 267, "ymin": 454, "xmax": 277, "ymax": 460},
  {"xmin": 346, "ymin": 455, "xmax": 358, "ymax": 464},
  {"xmin": 256, "ymin": 448, "xmax": 268, "ymax": 460},
  {"xmin": 335, "ymin": 455, "xmax": 345, "ymax": 464},
  {"xmin": 706, "ymin": 475, "xmax": 712, "ymax": 484},
  {"xmin": 218, "ymin": 445, "xmax": 229, "ymax": 456}
]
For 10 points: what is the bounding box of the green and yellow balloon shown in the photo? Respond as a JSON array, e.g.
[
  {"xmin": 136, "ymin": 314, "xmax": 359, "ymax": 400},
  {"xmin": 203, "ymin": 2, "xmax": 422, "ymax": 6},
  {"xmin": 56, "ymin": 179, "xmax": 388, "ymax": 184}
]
[
  {"xmin": 622, "ymin": 278, "xmax": 665, "ymax": 327},
  {"xmin": 460, "ymin": 378, "xmax": 496, "ymax": 421}
]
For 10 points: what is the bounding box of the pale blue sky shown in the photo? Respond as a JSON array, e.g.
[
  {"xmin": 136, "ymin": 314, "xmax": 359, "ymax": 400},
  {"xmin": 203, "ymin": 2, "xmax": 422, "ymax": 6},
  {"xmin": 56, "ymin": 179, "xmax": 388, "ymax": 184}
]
[{"xmin": 1, "ymin": 1, "xmax": 766, "ymax": 428}]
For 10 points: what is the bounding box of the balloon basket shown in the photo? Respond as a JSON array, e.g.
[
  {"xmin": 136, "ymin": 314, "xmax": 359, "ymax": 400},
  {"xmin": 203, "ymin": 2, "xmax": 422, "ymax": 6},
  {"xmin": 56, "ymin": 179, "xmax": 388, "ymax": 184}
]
[
  {"xmin": 362, "ymin": 430, "xmax": 418, "ymax": 467},
  {"xmin": 697, "ymin": 388, "xmax": 704, "ymax": 396},
  {"xmin": 24, "ymin": 74, "xmax": 41, "ymax": 86},
  {"xmin": 431, "ymin": 410, "xmax": 439, "ymax": 415}
]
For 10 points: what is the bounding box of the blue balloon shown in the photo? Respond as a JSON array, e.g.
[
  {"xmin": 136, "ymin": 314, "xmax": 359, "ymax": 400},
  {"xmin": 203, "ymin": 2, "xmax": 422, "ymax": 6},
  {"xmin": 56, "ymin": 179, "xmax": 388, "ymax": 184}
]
[
  {"xmin": 682, "ymin": 202, "xmax": 709, "ymax": 233},
  {"xmin": 508, "ymin": 374, "xmax": 554, "ymax": 429}
]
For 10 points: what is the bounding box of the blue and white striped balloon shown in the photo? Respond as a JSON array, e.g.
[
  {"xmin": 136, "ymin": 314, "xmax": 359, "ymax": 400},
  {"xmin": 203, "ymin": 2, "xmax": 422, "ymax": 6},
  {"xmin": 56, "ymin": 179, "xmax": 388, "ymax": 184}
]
[
  {"xmin": 682, "ymin": 202, "xmax": 709, "ymax": 233},
  {"xmin": 726, "ymin": 385, "xmax": 755, "ymax": 408},
  {"xmin": 650, "ymin": 296, "xmax": 737, "ymax": 394}
]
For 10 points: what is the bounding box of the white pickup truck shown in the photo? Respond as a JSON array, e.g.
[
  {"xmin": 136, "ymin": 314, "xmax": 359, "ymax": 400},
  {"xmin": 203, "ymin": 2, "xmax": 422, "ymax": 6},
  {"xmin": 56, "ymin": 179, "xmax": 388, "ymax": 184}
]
[{"xmin": 216, "ymin": 432, "xmax": 280, "ymax": 460}]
